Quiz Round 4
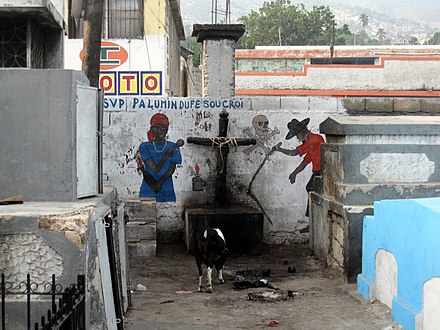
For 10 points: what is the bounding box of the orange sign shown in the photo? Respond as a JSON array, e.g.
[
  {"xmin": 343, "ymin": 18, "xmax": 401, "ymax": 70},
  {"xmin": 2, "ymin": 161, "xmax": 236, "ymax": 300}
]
[{"xmin": 79, "ymin": 41, "xmax": 128, "ymax": 70}]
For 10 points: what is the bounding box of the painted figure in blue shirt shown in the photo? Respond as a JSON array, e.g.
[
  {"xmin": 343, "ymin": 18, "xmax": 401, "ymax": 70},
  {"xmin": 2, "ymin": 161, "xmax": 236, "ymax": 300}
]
[{"xmin": 137, "ymin": 113, "xmax": 183, "ymax": 202}]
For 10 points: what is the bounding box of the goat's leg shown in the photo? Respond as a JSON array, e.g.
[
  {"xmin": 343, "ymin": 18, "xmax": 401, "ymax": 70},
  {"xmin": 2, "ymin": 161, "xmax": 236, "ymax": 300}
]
[
  {"xmin": 215, "ymin": 261, "xmax": 225, "ymax": 284},
  {"xmin": 195, "ymin": 256, "xmax": 203, "ymax": 292},
  {"xmin": 206, "ymin": 266, "xmax": 213, "ymax": 293},
  {"xmin": 217, "ymin": 268, "xmax": 224, "ymax": 284},
  {"xmin": 198, "ymin": 267, "xmax": 204, "ymax": 292}
]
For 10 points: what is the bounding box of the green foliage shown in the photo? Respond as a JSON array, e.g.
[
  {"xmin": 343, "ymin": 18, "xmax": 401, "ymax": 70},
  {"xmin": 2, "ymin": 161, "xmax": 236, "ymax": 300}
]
[
  {"xmin": 182, "ymin": 37, "xmax": 202, "ymax": 67},
  {"xmin": 376, "ymin": 28, "xmax": 386, "ymax": 43},
  {"xmin": 190, "ymin": 38, "xmax": 202, "ymax": 67},
  {"xmin": 428, "ymin": 32, "xmax": 440, "ymax": 45},
  {"xmin": 407, "ymin": 36, "xmax": 419, "ymax": 45},
  {"xmin": 359, "ymin": 14, "xmax": 369, "ymax": 28},
  {"xmin": 236, "ymin": 0, "xmax": 352, "ymax": 48}
]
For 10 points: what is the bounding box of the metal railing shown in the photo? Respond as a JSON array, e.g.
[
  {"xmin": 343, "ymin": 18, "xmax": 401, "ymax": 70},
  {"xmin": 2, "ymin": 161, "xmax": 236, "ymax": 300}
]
[{"xmin": 1, "ymin": 274, "xmax": 85, "ymax": 330}]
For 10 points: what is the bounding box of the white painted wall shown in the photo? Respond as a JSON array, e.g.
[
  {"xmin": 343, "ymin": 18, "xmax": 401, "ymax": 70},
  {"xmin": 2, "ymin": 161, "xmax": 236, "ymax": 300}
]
[
  {"xmin": 103, "ymin": 96, "xmax": 345, "ymax": 244},
  {"xmin": 421, "ymin": 277, "xmax": 440, "ymax": 330},
  {"xmin": 375, "ymin": 249, "xmax": 398, "ymax": 308}
]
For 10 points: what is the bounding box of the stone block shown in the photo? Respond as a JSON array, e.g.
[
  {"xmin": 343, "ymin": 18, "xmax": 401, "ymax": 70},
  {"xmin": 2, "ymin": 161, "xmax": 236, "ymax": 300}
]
[
  {"xmin": 123, "ymin": 198, "xmax": 156, "ymax": 221},
  {"xmin": 309, "ymin": 97, "xmax": 339, "ymax": 113},
  {"xmin": 128, "ymin": 240, "xmax": 156, "ymax": 259},
  {"xmin": 280, "ymin": 96, "xmax": 310, "ymax": 111},
  {"xmin": 341, "ymin": 98, "xmax": 366, "ymax": 112},
  {"xmin": 250, "ymin": 96, "xmax": 282, "ymax": 110},
  {"xmin": 393, "ymin": 98, "xmax": 421, "ymax": 113},
  {"xmin": 365, "ymin": 98, "xmax": 393, "ymax": 112},
  {"xmin": 126, "ymin": 222, "xmax": 156, "ymax": 241},
  {"xmin": 420, "ymin": 99, "xmax": 440, "ymax": 113}
]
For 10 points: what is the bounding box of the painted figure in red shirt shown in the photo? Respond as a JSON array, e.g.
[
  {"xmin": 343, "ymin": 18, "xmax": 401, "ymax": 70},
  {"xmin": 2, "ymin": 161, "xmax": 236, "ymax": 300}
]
[{"xmin": 274, "ymin": 118, "xmax": 325, "ymax": 217}]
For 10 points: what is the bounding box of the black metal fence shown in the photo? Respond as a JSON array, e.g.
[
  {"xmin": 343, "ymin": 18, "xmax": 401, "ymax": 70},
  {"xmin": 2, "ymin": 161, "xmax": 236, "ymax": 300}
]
[{"xmin": 1, "ymin": 274, "xmax": 85, "ymax": 330}]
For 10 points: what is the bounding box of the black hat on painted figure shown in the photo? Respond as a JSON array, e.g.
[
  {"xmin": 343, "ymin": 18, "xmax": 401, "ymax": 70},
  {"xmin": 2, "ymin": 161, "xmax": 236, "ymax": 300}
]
[{"xmin": 286, "ymin": 118, "xmax": 310, "ymax": 140}]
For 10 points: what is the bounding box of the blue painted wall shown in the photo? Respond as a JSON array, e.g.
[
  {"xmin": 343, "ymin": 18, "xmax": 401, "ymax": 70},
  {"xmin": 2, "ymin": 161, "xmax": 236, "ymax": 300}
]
[{"xmin": 357, "ymin": 197, "xmax": 440, "ymax": 330}]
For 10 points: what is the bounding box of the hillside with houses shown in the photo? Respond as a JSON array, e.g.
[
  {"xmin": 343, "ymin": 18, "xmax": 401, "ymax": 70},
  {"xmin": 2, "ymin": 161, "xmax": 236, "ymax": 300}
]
[{"xmin": 181, "ymin": 0, "xmax": 437, "ymax": 45}]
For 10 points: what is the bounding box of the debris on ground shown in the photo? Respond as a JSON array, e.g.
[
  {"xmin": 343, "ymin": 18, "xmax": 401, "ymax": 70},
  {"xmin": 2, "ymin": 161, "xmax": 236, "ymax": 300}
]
[
  {"xmin": 233, "ymin": 278, "xmax": 276, "ymax": 290},
  {"xmin": 247, "ymin": 290, "xmax": 294, "ymax": 302},
  {"xmin": 135, "ymin": 283, "xmax": 147, "ymax": 291},
  {"xmin": 235, "ymin": 268, "xmax": 271, "ymax": 279},
  {"xmin": 159, "ymin": 300, "xmax": 174, "ymax": 304},
  {"xmin": 175, "ymin": 290, "xmax": 193, "ymax": 295},
  {"xmin": 267, "ymin": 320, "xmax": 279, "ymax": 327}
]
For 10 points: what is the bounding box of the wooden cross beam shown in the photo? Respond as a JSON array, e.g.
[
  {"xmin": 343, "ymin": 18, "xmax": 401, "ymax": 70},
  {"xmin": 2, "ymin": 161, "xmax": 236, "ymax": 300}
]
[{"xmin": 187, "ymin": 110, "xmax": 256, "ymax": 205}]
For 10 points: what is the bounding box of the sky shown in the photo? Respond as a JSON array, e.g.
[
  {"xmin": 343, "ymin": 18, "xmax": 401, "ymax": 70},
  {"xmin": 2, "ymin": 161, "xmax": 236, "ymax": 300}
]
[{"xmin": 183, "ymin": 0, "xmax": 440, "ymax": 29}]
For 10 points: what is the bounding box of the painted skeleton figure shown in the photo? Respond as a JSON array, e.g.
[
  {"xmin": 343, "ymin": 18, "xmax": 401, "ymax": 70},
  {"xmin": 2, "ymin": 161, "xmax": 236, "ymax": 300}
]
[
  {"xmin": 243, "ymin": 115, "xmax": 280, "ymax": 155},
  {"xmin": 253, "ymin": 114, "xmax": 270, "ymax": 138}
]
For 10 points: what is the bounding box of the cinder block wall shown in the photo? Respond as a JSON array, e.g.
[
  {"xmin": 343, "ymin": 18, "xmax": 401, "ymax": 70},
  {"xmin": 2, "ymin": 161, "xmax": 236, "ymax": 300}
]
[{"xmin": 342, "ymin": 98, "xmax": 440, "ymax": 116}]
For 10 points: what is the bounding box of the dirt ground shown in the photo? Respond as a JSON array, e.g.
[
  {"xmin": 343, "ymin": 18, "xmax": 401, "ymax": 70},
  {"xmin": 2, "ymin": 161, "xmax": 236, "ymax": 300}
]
[{"xmin": 123, "ymin": 242, "xmax": 397, "ymax": 330}]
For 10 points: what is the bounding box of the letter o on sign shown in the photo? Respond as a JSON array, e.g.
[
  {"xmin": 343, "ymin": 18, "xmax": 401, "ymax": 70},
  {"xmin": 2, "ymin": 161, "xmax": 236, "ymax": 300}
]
[
  {"xmin": 144, "ymin": 76, "xmax": 158, "ymax": 91},
  {"xmin": 100, "ymin": 76, "xmax": 113, "ymax": 91}
]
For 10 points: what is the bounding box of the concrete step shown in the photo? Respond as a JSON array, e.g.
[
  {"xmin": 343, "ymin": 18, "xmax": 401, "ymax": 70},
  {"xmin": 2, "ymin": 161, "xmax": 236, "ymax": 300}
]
[
  {"xmin": 126, "ymin": 221, "xmax": 156, "ymax": 241},
  {"xmin": 123, "ymin": 198, "xmax": 156, "ymax": 221},
  {"xmin": 128, "ymin": 240, "xmax": 156, "ymax": 259}
]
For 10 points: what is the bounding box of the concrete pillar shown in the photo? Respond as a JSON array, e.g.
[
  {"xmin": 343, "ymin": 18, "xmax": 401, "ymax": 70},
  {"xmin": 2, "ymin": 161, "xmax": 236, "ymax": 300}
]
[{"xmin": 192, "ymin": 24, "xmax": 245, "ymax": 97}]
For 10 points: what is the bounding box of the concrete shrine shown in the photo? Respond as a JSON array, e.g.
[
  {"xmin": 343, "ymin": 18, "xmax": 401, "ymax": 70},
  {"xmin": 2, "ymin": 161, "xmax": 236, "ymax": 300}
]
[{"xmin": 310, "ymin": 116, "xmax": 440, "ymax": 282}]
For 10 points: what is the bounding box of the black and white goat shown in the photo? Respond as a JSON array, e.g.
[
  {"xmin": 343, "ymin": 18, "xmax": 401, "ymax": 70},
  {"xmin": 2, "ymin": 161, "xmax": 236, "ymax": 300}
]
[{"xmin": 194, "ymin": 228, "xmax": 229, "ymax": 293}]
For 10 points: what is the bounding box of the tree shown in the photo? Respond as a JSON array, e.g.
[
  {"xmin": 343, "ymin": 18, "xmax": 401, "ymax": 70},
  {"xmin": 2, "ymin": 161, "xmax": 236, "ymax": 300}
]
[
  {"xmin": 355, "ymin": 30, "xmax": 370, "ymax": 45},
  {"xmin": 359, "ymin": 14, "xmax": 369, "ymax": 28},
  {"xmin": 408, "ymin": 36, "xmax": 419, "ymax": 45},
  {"xmin": 236, "ymin": 0, "xmax": 352, "ymax": 48},
  {"xmin": 376, "ymin": 28, "xmax": 386, "ymax": 44},
  {"xmin": 428, "ymin": 32, "xmax": 440, "ymax": 44},
  {"xmin": 335, "ymin": 23, "xmax": 352, "ymax": 45},
  {"xmin": 190, "ymin": 38, "xmax": 202, "ymax": 67}
]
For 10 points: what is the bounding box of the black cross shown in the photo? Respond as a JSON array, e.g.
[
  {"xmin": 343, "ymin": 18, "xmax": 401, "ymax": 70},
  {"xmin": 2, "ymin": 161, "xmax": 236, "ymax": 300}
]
[{"xmin": 187, "ymin": 110, "xmax": 256, "ymax": 206}]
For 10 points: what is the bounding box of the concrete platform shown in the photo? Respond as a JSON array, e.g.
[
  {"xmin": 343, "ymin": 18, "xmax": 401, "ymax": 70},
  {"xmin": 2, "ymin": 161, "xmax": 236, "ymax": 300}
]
[{"xmin": 185, "ymin": 204, "xmax": 264, "ymax": 255}]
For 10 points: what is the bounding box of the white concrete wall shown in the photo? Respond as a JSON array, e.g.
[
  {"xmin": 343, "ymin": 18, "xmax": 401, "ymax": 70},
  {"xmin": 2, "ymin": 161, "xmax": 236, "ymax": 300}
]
[
  {"xmin": 422, "ymin": 278, "xmax": 440, "ymax": 330},
  {"xmin": 103, "ymin": 96, "xmax": 345, "ymax": 244},
  {"xmin": 236, "ymin": 59, "xmax": 440, "ymax": 92},
  {"xmin": 375, "ymin": 249, "xmax": 397, "ymax": 308}
]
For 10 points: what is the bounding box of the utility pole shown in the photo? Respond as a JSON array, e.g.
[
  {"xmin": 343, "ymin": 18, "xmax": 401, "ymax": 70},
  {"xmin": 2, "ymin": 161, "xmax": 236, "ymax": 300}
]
[
  {"xmin": 82, "ymin": 0, "xmax": 104, "ymax": 88},
  {"xmin": 330, "ymin": 19, "xmax": 335, "ymax": 63}
]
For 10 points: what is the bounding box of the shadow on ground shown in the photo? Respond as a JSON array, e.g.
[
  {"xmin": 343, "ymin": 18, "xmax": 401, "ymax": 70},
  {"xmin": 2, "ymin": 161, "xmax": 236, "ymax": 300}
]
[{"xmin": 123, "ymin": 242, "xmax": 395, "ymax": 330}]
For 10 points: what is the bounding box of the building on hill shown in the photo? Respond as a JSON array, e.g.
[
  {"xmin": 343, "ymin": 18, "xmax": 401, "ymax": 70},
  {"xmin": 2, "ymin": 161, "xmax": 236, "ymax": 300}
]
[{"xmin": 235, "ymin": 45, "xmax": 440, "ymax": 98}]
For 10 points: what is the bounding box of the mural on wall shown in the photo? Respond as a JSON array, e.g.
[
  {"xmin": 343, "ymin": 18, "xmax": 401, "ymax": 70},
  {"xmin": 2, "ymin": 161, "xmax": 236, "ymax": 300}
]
[
  {"xmin": 273, "ymin": 118, "xmax": 325, "ymax": 217},
  {"xmin": 243, "ymin": 115, "xmax": 280, "ymax": 155},
  {"xmin": 135, "ymin": 113, "xmax": 184, "ymax": 202}
]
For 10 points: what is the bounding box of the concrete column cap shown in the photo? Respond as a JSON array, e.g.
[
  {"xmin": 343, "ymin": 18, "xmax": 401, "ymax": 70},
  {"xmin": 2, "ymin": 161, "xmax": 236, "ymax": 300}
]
[{"xmin": 192, "ymin": 24, "xmax": 245, "ymax": 42}]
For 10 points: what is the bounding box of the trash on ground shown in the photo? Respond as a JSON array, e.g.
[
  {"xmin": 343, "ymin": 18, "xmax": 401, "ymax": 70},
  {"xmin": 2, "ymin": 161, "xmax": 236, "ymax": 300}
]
[
  {"xmin": 136, "ymin": 283, "xmax": 147, "ymax": 291},
  {"xmin": 159, "ymin": 300, "xmax": 175, "ymax": 304},
  {"xmin": 233, "ymin": 279, "xmax": 275, "ymax": 290},
  {"xmin": 247, "ymin": 290, "xmax": 293, "ymax": 302},
  {"xmin": 288, "ymin": 266, "xmax": 296, "ymax": 273},
  {"xmin": 175, "ymin": 291, "xmax": 193, "ymax": 295},
  {"xmin": 267, "ymin": 320, "xmax": 279, "ymax": 327},
  {"xmin": 287, "ymin": 290, "xmax": 304, "ymax": 298},
  {"xmin": 236, "ymin": 269, "xmax": 271, "ymax": 278}
]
